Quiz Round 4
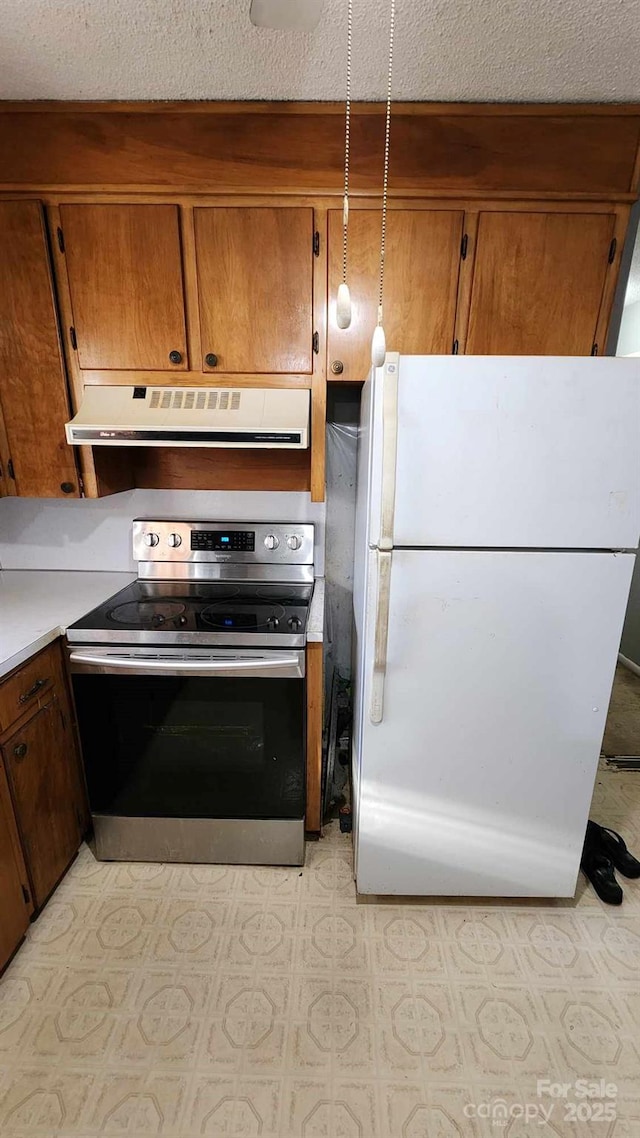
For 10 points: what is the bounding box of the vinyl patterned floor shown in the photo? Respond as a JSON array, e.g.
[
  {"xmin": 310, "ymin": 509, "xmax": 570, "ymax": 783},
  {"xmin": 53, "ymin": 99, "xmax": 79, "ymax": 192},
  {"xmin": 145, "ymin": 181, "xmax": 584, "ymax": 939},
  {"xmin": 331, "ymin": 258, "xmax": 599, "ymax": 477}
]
[{"xmin": 1, "ymin": 717, "xmax": 640, "ymax": 1135}]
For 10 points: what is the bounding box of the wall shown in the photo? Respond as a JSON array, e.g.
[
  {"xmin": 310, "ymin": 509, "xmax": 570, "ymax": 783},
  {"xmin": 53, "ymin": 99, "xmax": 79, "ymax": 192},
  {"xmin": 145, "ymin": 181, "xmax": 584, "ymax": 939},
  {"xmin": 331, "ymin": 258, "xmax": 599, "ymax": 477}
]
[
  {"xmin": 0, "ymin": 489, "xmax": 325, "ymax": 574},
  {"xmin": 615, "ymin": 218, "xmax": 640, "ymax": 665},
  {"xmin": 617, "ymin": 299, "xmax": 640, "ymax": 356},
  {"xmin": 606, "ymin": 201, "xmax": 639, "ymax": 353},
  {"xmin": 620, "ymin": 563, "xmax": 640, "ymax": 666}
]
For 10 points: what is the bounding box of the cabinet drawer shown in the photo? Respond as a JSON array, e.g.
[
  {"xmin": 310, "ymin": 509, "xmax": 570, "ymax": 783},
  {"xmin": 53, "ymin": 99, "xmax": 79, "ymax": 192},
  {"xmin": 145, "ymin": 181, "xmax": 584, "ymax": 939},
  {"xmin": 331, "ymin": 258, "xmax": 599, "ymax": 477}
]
[{"xmin": 0, "ymin": 642, "xmax": 61, "ymax": 734}]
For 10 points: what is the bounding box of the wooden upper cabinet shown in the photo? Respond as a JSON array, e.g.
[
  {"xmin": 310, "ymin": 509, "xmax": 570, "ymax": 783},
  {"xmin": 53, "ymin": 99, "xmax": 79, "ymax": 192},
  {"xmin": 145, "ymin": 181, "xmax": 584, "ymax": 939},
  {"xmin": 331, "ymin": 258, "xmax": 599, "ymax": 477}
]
[
  {"xmin": 194, "ymin": 207, "xmax": 314, "ymax": 374},
  {"xmin": 59, "ymin": 203, "xmax": 188, "ymax": 371},
  {"xmin": 465, "ymin": 211, "xmax": 616, "ymax": 355},
  {"xmin": 328, "ymin": 209, "xmax": 464, "ymax": 382},
  {"xmin": 0, "ymin": 201, "xmax": 79, "ymax": 498}
]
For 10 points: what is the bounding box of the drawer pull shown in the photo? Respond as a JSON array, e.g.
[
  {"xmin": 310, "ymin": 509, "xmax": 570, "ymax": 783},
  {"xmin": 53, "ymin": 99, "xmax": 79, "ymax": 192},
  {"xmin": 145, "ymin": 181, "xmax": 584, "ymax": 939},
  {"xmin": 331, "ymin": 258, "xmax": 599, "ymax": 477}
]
[
  {"xmin": 18, "ymin": 678, "xmax": 46, "ymax": 704},
  {"xmin": 13, "ymin": 743, "xmax": 28, "ymax": 761}
]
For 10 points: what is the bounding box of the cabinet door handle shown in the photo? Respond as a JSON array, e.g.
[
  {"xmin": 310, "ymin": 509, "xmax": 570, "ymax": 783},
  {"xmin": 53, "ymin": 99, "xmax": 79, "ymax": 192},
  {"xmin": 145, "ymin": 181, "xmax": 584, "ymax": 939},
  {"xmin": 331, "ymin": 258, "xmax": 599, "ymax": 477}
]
[
  {"xmin": 169, "ymin": 350, "xmax": 183, "ymax": 364},
  {"xmin": 205, "ymin": 353, "xmax": 218, "ymax": 368},
  {"xmin": 13, "ymin": 742, "xmax": 28, "ymax": 761},
  {"xmin": 18, "ymin": 678, "xmax": 46, "ymax": 704}
]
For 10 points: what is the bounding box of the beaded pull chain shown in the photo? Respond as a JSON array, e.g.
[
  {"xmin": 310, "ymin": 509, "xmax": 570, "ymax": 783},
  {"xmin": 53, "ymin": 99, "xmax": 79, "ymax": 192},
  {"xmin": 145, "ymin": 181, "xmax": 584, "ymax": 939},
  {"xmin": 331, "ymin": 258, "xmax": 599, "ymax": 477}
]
[
  {"xmin": 336, "ymin": 0, "xmax": 353, "ymax": 330},
  {"xmin": 371, "ymin": 0, "xmax": 396, "ymax": 367}
]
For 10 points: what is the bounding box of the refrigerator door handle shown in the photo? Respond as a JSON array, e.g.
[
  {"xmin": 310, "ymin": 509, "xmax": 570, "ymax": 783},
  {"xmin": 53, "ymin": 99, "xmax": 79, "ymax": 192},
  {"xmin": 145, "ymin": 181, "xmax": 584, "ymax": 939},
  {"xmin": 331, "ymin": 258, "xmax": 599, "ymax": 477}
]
[
  {"xmin": 371, "ymin": 548, "xmax": 392, "ymax": 724},
  {"xmin": 380, "ymin": 352, "xmax": 400, "ymax": 550}
]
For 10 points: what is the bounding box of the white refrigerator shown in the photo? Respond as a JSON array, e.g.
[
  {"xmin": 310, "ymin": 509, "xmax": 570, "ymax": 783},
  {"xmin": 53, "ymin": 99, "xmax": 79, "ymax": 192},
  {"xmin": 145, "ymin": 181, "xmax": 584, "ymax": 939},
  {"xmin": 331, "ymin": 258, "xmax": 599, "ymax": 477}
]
[{"xmin": 352, "ymin": 355, "xmax": 640, "ymax": 897}]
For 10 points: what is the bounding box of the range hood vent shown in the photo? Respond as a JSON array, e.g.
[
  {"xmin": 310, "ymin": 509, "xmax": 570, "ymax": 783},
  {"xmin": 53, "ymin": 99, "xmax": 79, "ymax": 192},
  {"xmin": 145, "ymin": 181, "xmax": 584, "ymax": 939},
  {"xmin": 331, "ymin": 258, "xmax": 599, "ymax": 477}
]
[
  {"xmin": 148, "ymin": 388, "xmax": 242, "ymax": 412},
  {"xmin": 65, "ymin": 386, "xmax": 309, "ymax": 449}
]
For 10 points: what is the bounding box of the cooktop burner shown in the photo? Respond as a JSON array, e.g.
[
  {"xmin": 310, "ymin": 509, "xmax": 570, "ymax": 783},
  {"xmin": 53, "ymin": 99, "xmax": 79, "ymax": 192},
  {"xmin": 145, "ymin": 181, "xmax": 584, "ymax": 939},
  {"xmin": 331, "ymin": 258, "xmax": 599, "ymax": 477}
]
[
  {"xmin": 109, "ymin": 600, "xmax": 188, "ymax": 627},
  {"xmin": 67, "ymin": 579, "xmax": 312, "ymax": 647}
]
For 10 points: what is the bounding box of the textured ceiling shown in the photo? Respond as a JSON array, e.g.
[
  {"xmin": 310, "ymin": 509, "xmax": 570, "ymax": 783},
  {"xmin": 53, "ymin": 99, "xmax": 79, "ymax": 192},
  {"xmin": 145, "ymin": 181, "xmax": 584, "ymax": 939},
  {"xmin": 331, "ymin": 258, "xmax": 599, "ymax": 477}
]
[{"xmin": 0, "ymin": 0, "xmax": 639, "ymax": 102}]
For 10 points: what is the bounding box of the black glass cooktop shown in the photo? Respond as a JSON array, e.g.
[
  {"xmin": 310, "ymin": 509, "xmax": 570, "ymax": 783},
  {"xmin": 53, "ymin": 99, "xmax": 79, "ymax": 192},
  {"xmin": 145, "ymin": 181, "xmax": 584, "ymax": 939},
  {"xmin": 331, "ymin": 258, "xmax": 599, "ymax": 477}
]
[{"xmin": 67, "ymin": 580, "xmax": 312, "ymax": 645}]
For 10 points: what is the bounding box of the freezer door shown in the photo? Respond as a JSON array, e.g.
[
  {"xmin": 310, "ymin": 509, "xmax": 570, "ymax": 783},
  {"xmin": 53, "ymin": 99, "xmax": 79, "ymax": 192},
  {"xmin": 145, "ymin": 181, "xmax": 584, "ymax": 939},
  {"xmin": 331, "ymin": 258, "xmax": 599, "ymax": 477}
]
[
  {"xmin": 355, "ymin": 548, "xmax": 634, "ymax": 896},
  {"xmin": 370, "ymin": 356, "xmax": 640, "ymax": 550}
]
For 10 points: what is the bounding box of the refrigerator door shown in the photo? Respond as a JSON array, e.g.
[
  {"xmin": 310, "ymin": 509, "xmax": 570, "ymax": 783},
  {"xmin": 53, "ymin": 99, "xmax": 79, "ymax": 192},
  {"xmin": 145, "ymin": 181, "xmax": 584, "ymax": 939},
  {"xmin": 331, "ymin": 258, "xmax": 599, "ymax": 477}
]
[
  {"xmin": 368, "ymin": 356, "xmax": 640, "ymax": 551},
  {"xmin": 354, "ymin": 547, "xmax": 634, "ymax": 896}
]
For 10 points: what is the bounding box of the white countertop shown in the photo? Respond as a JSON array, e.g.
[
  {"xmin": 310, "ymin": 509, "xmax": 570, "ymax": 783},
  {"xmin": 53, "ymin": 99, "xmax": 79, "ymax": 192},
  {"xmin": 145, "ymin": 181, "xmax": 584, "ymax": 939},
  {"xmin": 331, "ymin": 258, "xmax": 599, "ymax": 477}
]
[
  {"xmin": 0, "ymin": 569, "xmax": 325, "ymax": 678},
  {"xmin": 0, "ymin": 570, "xmax": 135, "ymax": 680}
]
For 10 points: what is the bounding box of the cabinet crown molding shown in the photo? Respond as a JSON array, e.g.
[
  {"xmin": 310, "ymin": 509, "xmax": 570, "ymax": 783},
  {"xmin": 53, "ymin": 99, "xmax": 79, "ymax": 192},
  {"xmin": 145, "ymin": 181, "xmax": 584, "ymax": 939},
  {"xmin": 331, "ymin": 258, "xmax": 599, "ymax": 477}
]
[{"xmin": 0, "ymin": 101, "xmax": 639, "ymax": 199}]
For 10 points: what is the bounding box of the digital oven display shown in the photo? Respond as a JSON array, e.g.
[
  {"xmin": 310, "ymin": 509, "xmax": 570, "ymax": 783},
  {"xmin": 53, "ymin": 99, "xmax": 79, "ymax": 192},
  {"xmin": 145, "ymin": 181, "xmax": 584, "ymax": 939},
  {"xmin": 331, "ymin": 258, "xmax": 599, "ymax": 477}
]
[{"xmin": 190, "ymin": 530, "xmax": 256, "ymax": 552}]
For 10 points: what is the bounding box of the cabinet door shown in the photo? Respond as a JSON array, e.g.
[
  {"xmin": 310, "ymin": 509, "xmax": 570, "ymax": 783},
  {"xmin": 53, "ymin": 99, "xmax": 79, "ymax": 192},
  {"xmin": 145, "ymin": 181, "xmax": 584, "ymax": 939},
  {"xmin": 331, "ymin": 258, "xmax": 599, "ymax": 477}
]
[
  {"xmin": 60, "ymin": 204, "xmax": 188, "ymax": 371},
  {"xmin": 194, "ymin": 207, "xmax": 314, "ymax": 373},
  {"xmin": 0, "ymin": 755, "xmax": 30, "ymax": 971},
  {"xmin": 327, "ymin": 209, "xmax": 464, "ymax": 382},
  {"xmin": 465, "ymin": 211, "xmax": 615, "ymax": 355},
  {"xmin": 0, "ymin": 201, "xmax": 79, "ymax": 498},
  {"xmin": 4, "ymin": 695, "xmax": 83, "ymax": 908}
]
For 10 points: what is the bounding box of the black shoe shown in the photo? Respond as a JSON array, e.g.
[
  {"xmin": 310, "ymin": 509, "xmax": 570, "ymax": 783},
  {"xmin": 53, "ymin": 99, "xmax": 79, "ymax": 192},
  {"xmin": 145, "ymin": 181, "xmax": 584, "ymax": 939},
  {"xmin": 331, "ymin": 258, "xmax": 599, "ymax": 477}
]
[
  {"xmin": 590, "ymin": 822, "xmax": 640, "ymax": 879},
  {"xmin": 580, "ymin": 849, "xmax": 623, "ymax": 905}
]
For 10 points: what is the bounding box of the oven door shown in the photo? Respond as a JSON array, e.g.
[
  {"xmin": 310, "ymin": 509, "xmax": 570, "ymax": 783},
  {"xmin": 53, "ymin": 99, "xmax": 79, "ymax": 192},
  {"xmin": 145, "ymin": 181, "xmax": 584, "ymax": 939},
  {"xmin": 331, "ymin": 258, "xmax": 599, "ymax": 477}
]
[{"xmin": 69, "ymin": 647, "xmax": 306, "ymax": 865}]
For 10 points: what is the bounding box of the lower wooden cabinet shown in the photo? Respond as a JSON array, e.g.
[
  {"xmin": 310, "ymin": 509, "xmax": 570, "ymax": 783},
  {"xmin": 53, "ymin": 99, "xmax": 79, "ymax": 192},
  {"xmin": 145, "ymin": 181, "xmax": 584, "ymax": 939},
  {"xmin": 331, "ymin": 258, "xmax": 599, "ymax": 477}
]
[
  {"xmin": 0, "ymin": 754, "xmax": 31, "ymax": 972},
  {"xmin": 3, "ymin": 693, "xmax": 85, "ymax": 908},
  {"xmin": 0, "ymin": 640, "xmax": 86, "ymax": 962}
]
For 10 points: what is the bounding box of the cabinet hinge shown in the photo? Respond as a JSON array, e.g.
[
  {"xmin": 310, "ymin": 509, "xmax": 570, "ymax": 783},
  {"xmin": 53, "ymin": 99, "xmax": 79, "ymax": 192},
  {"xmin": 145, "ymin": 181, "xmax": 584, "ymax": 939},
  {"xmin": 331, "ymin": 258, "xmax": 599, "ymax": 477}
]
[
  {"xmin": 69, "ymin": 326, "xmax": 77, "ymax": 351},
  {"xmin": 313, "ymin": 230, "xmax": 320, "ymax": 257},
  {"xmin": 591, "ymin": 342, "xmax": 599, "ymax": 356},
  {"xmin": 460, "ymin": 233, "xmax": 468, "ymax": 260},
  {"xmin": 608, "ymin": 237, "xmax": 617, "ymax": 264},
  {"xmin": 21, "ymin": 884, "xmax": 30, "ymax": 905},
  {"xmin": 452, "ymin": 338, "xmax": 459, "ymax": 355},
  {"xmin": 7, "ymin": 458, "xmax": 15, "ymax": 480},
  {"xmin": 312, "ymin": 331, "xmax": 319, "ymax": 354},
  {"xmin": 56, "ymin": 226, "xmax": 65, "ymax": 254}
]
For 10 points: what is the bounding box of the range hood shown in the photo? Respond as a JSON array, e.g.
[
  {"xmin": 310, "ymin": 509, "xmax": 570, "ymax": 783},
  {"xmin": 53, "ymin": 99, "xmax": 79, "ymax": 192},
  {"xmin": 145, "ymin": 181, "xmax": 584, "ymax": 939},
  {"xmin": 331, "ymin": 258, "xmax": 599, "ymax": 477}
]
[{"xmin": 65, "ymin": 386, "xmax": 309, "ymax": 449}]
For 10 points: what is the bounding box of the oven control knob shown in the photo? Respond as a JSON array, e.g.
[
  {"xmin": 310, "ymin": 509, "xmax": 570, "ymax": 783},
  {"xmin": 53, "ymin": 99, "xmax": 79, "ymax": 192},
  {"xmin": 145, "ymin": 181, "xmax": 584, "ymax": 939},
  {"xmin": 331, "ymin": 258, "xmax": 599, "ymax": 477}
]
[
  {"xmin": 267, "ymin": 615, "xmax": 280, "ymax": 630},
  {"xmin": 264, "ymin": 534, "xmax": 280, "ymax": 551},
  {"xmin": 167, "ymin": 533, "xmax": 182, "ymax": 548},
  {"xmin": 287, "ymin": 534, "xmax": 302, "ymax": 551},
  {"xmin": 144, "ymin": 532, "xmax": 160, "ymax": 547},
  {"xmin": 288, "ymin": 615, "xmax": 302, "ymax": 631}
]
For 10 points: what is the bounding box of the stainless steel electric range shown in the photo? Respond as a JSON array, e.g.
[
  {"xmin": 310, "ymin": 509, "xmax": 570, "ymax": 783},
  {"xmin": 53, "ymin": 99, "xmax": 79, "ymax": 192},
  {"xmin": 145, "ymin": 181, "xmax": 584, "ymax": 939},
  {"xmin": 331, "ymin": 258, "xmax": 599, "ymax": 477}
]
[{"xmin": 66, "ymin": 519, "xmax": 315, "ymax": 866}]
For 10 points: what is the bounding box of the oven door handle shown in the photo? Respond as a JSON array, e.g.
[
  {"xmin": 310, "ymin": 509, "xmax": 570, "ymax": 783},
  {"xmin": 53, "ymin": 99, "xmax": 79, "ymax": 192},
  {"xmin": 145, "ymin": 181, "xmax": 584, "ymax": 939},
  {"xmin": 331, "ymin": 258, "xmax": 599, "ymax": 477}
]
[{"xmin": 68, "ymin": 651, "xmax": 305, "ymax": 679}]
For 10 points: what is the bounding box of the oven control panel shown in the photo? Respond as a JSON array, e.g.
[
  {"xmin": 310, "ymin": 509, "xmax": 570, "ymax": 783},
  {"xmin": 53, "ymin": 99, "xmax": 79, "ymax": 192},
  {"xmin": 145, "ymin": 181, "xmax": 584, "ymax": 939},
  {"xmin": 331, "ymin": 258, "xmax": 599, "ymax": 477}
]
[
  {"xmin": 191, "ymin": 530, "xmax": 256, "ymax": 552},
  {"xmin": 133, "ymin": 520, "xmax": 314, "ymax": 567}
]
